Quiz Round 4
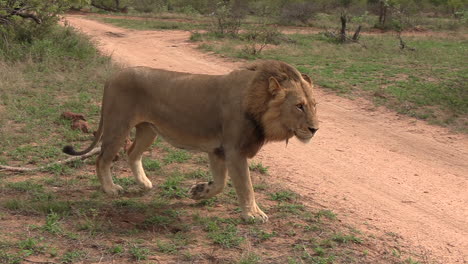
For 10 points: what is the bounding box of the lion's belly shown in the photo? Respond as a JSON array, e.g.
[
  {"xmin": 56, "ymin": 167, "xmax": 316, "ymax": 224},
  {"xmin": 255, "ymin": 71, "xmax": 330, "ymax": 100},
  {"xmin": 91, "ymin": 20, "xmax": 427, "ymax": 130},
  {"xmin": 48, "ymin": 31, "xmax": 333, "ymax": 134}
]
[{"xmin": 149, "ymin": 123, "xmax": 221, "ymax": 153}]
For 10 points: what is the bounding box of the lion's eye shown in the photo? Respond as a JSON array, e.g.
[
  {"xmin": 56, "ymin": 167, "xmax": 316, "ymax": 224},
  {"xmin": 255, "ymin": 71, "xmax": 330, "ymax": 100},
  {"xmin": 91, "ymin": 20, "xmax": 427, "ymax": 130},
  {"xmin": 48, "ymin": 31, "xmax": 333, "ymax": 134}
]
[{"xmin": 296, "ymin": 104, "xmax": 304, "ymax": 112}]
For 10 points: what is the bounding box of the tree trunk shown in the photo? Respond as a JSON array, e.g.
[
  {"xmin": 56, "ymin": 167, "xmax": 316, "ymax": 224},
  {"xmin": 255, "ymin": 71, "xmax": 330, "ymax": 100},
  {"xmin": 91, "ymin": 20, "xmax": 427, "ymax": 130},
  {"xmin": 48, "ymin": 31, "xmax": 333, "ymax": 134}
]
[
  {"xmin": 378, "ymin": 1, "xmax": 387, "ymax": 28},
  {"xmin": 352, "ymin": 25, "xmax": 362, "ymax": 41},
  {"xmin": 340, "ymin": 13, "xmax": 347, "ymax": 43}
]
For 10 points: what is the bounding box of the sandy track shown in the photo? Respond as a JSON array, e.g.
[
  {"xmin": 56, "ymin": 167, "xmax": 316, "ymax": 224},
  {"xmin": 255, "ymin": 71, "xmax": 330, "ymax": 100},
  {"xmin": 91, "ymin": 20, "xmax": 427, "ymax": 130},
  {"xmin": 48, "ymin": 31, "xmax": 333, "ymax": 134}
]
[{"xmin": 65, "ymin": 15, "xmax": 467, "ymax": 263}]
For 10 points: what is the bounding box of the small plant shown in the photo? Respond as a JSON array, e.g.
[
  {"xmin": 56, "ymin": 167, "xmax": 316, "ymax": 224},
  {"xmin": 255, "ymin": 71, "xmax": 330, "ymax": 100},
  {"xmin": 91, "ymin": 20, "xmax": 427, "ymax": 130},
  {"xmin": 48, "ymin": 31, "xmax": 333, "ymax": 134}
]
[
  {"xmin": 60, "ymin": 250, "xmax": 85, "ymax": 263},
  {"xmin": 160, "ymin": 173, "xmax": 187, "ymax": 198},
  {"xmin": 109, "ymin": 245, "xmax": 124, "ymax": 255},
  {"xmin": 76, "ymin": 208, "xmax": 103, "ymax": 235},
  {"xmin": 250, "ymin": 228, "xmax": 276, "ymax": 242},
  {"xmin": 277, "ymin": 203, "xmax": 305, "ymax": 215},
  {"xmin": 18, "ymin": 238, "xmax": 45, "ymax": 255},
  {"xmin": 269, "ymin": 190, "xmax": 297, "ymax": 202},
  {"xmin": 42, "ymin": 211, "xmax": 62, "ymax": 234},
  {"xmin": 404, "ymin": 257, "xmax": 420, "ymax": 264},
  {"xmin": 156, "ymin": 240, "xmax": 178, "ymax": 254},
  {"xmin": 249, "ymin": 162, "xmax": 269, "ymax": 175},
  {"xmin": 190, "ymin": 31, "xmax": 203, "ymax": 42},
  {"xmin": 316, "ymin": 209, "xmax": 337, "ymax": 220},
  {"xmin": 331, "ymin": 233, "xmax": 362, "ymax": 244},
  {"xmin": 238, "ymin": 252, "xmax": 261, "ymax": 264},
  {"xmin": 129, "ymin": 245, "xmax": 150, "ymax": 261},
  {"xmin": 313, "ymin": 246, "xmax": 326, "ymax": 256}
]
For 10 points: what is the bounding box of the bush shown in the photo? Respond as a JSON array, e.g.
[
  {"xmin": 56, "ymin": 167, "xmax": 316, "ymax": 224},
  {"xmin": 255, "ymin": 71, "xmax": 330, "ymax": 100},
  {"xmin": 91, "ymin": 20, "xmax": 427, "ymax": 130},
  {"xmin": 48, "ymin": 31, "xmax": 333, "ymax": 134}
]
[
  {"xmin": 132, "ymin": 0, "xmax": 166, "ymax": 13},
  {"xmin": 279, "ymin": 2, "xmax": 319, "ymax": 25},
  {"xmin": 0, "ymin": 0, "xmax": 72, "ymax": 47},
  {"xmin": 241, "ymin": 16, "xmax": 288, "ymax": 56},
  {"xmin": 210, "ymin": 1, "xmax": 245, "ymax": 37}
]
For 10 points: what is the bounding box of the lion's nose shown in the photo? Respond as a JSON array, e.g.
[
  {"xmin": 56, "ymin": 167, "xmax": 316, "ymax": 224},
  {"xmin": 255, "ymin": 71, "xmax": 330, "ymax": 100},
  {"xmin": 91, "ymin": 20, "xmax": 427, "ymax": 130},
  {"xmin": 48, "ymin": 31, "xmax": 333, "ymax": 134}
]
[{"xmin": 308, "ymin": 127, "xmax": 318, "ymax": 135}]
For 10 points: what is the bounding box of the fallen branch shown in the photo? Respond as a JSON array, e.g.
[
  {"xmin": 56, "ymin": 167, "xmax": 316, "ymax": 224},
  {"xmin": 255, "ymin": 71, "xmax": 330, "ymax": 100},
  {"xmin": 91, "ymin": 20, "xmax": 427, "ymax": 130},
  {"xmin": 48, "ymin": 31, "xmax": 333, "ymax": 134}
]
[
  {"xmin": 398, "ymin": 32, "xmax": 415, "ymax": 51},
  {"xmin": 13, "ymin": 11, "xmax": 42, "ymax": 24},
  {"xmin": 352, "ymin": 25, "xmax": 362, "ymax": 41},
  {"xmin": 0, "ymin": 147, "xmax": 101, "ymax": 172},
  {"xmin": 0, "ymin": 6, "xmax": 42, "ymax": 25},
  {"xmin": 23, "ymin": 258, "xmax": 58, "ymax": 264},
  {"xmin": 323, "ymin": 29, "xmax": 367, "ymax": 49}
]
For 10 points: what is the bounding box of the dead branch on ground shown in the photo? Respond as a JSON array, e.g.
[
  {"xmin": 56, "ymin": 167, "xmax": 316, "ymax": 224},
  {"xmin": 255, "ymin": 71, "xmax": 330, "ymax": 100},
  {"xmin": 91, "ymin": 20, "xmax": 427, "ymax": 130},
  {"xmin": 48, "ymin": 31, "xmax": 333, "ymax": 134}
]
[
  {"xmin": 0, "ymin": 147, "xmax": 101, "ymax": 172},
  {"xmin": 398, "ymin": 32, "xmax": 416, "ymax": 51}
]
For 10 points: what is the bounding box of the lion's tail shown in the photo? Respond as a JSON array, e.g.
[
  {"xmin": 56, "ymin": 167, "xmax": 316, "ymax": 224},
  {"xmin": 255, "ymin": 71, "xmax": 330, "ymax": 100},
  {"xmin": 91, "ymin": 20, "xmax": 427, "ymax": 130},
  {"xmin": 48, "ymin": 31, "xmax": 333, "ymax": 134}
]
[
  {"xmin": 63, "ymin": 114, "xmax": 103, "ymax": 156},
  {"xmin": 63, "ymin": 111, "xmax": 104, "ymax": 156}
]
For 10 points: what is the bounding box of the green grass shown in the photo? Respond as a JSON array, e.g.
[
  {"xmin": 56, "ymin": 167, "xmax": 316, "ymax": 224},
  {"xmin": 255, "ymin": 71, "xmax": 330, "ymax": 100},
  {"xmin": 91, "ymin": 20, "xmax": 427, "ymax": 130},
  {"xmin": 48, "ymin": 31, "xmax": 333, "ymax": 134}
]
[
  {"xmin": 277, "ymin": 202, "xmax": 305, "ymax": 215},
  {"xmin": 17, "ymin": 238, "xmax": 46, "ymax": 256},
  {"xmin": 159, "ymin": 171, "xmax": 188, "ymax": 198},
  {"xmin": 238, "ymin": 252, "xmax": 261, "ymax": 264},
  {"xmin": 6, "ymin": 181, "xmax": 43, "ymax": 193},
  {"xmin": 331, "ymin": 233, "xmax": 363, "ymax": 244},
  {"xmin": 163, "ymin": 149, "xmax": 191, "ymax": 164},
  {"xmin": 142, "ymin": 159, "xmax": 161, "ymax": 171},
  {"xmin": 129, "ymin": 244, "xmax": 151, "ymax": 261},
  {"xmin": 108, "ymin": 245, "xmax": 124, "ymax": 255},
  {"xmin": 60, "ymin": 250, "xmax": 86, "ymax": 263},
  {"xmin": 42, "ymin": 212, "xmax": 63, "ymax": 234},
  {"xmin": 316, "ymin": 209, "xmax": 337, "ymax": 221},
  {"xmin": 269, "ymin": 190, "xmax": 297, "ymax": 202}
]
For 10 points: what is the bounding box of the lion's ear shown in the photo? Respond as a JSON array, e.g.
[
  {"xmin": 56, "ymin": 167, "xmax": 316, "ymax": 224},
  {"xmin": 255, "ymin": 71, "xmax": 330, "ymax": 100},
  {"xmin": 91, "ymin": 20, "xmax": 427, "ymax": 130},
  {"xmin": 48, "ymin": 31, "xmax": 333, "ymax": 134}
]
[
  {"xmin": 268, "ymin": 77, "xmax": 283, "ymax": 96},
  {"xmin": 301, "ymin": 74, "xmax": 313, "ymax": 85}
]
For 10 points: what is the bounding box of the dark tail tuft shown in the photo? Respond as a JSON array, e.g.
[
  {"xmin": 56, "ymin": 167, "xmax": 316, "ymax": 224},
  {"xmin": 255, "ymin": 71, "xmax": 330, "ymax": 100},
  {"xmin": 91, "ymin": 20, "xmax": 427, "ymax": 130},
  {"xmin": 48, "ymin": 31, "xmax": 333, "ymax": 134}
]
[{"xmin": 63, "ymin": 145, "xmax": 78, "ymax": 155}]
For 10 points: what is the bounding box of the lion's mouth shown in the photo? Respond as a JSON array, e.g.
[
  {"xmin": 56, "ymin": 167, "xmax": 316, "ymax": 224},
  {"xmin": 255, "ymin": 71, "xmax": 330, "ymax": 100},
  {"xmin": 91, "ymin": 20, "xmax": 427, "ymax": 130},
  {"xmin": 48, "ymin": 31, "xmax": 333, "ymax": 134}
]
[{"xmin": 294, "ymin": 131, "xmax": 314, "ymax": 143}]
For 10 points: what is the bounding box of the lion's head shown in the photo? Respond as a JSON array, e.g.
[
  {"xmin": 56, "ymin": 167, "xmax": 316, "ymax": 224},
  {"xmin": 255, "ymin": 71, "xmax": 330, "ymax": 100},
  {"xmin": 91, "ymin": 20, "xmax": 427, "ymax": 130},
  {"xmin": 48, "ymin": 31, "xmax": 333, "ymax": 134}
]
[{"xmin": 244, "ymin": 60, "xmax": 319, "ymax": 143}]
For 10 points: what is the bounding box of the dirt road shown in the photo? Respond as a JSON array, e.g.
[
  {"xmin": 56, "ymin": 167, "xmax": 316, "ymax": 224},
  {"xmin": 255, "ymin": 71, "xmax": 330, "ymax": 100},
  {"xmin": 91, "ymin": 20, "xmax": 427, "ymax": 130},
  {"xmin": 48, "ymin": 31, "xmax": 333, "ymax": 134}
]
[{"xmin": 65, "ymin": 15, "xmax": 468, "ymax": 263}]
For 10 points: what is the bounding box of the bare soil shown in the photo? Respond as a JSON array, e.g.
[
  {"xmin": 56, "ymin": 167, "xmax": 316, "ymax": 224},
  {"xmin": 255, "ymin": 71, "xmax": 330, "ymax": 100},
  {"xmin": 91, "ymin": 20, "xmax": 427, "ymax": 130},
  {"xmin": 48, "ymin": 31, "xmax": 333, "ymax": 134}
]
[{"xmin": 64, "ymin": 15, "xmax": 468, "ymax": 263}]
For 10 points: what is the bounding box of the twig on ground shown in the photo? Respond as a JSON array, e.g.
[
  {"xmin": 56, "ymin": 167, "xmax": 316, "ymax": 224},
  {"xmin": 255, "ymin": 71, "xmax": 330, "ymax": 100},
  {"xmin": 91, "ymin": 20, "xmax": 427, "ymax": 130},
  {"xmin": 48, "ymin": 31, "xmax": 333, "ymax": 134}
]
[
  {"xmin": 0, "ymin": 147, "xmax": 101, "ymax": 172},
  {"xmin": 398, "ymin": 32, "xmax": 416, "ymax": 51},
  {"xmin": 23, "ymin": 258, "xmax": 57, "ymax": 264}
]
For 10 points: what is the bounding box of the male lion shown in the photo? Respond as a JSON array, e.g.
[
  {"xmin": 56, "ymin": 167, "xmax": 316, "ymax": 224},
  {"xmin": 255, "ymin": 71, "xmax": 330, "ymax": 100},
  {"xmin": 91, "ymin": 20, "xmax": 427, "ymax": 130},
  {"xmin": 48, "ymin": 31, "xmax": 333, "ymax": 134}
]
[{"xmin": 63, "ymin": 60, "xmax": 319, "ymax": 222}]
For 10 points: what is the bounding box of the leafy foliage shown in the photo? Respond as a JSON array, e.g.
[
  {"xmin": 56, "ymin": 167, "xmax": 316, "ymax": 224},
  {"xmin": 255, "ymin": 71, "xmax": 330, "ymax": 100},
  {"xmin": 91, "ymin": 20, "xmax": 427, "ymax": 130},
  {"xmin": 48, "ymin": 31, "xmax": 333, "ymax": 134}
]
[{"xmin": 0, "ymin": 0, "xmax": 83, "ymax": 43}]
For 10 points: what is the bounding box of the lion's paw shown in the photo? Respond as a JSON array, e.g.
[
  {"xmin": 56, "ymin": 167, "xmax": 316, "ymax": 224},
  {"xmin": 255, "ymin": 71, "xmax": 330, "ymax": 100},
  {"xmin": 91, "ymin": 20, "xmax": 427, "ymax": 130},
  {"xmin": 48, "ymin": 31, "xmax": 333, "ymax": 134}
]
[
  {"xmin": 189, "ymin": 181, "xmax": 212, "ymax": 200},
  {"xmin": 138, "ymin": 179, "xmax": 153, "ymax": 190},
  {"xmin": 241, "ymin": 205, "xmax": 268, "ymax": 223},
  {"xmin": 102, "ymin": 184, "xmax": 123, "ymax": 196}
]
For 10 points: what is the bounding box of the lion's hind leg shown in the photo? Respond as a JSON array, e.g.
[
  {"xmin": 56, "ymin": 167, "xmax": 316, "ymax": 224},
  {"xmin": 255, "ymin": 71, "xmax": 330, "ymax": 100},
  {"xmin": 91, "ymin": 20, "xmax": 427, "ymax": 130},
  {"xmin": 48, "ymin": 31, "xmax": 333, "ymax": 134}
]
[
  {"xmin": 190, "ymin": 152, "xmax": 227, "ymax": 200},
  {"xmin": 97, "ymin": 124, "xmax": 132, "ymax": 195},
  {"xmin": 127, "ymin": 123, "xmax": 157, "ymax": 190}
]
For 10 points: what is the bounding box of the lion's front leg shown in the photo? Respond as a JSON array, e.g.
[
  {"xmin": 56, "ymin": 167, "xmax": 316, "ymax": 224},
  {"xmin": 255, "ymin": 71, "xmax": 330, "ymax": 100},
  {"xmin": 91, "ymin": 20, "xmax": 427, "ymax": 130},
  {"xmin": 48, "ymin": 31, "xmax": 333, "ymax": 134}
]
[
  {"xmin": 190, "ymin": 152, "xmax": 227, "ymax": 200},
  {"xmin": 226, "ymin": 154, "xmax": 268, "ymax": 222}
]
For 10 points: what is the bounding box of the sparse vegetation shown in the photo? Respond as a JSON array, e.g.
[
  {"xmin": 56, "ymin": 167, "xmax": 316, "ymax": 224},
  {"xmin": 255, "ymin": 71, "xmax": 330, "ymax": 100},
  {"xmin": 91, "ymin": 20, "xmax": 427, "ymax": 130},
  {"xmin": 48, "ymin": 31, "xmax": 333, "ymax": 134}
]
[{"xmin": 249, "ymin": 161, "xmax": 269, "ymax": 175}]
